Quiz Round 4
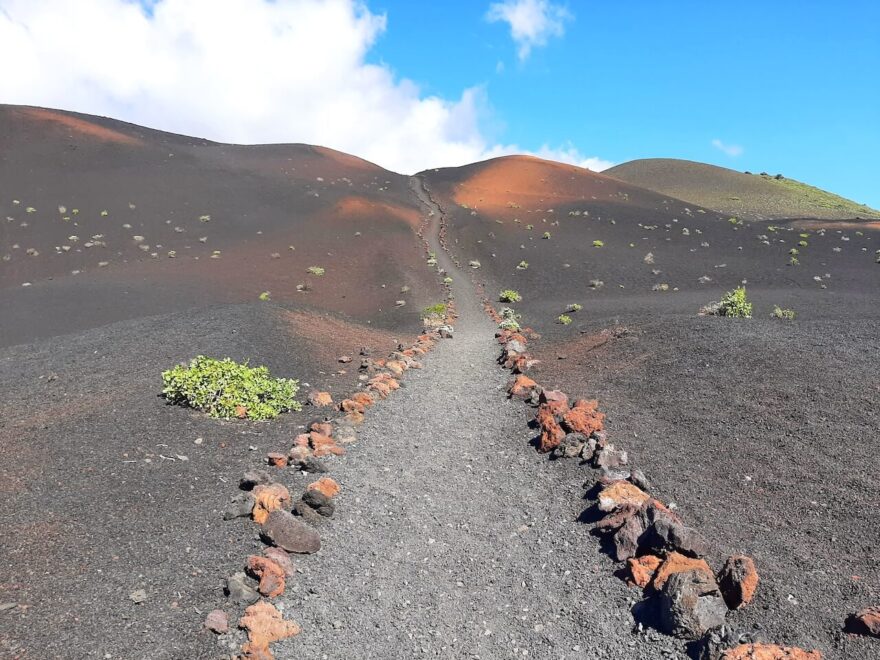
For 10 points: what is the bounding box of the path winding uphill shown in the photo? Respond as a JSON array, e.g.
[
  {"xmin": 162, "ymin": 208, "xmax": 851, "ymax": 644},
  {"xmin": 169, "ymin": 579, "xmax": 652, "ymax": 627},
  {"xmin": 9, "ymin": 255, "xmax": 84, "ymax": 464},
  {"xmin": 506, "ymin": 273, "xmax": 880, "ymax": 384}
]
[{"xmin": 272, "ymin": 179, "xmax": 686, "ymax": 659}]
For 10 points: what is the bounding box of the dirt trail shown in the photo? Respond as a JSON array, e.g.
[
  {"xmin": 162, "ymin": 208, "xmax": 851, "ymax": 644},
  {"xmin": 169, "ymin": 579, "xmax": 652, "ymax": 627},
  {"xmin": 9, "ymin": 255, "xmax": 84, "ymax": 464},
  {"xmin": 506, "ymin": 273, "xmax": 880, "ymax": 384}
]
[{"xmin": 273, "ymin": 178, "xmax": 685, "ymax": 659}]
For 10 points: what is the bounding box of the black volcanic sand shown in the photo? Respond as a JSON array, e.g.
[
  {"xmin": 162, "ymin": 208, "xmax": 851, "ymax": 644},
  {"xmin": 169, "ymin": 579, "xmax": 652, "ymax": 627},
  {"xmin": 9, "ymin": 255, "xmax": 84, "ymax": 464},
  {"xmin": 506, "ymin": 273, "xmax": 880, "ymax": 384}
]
[
  {"xmin": 423, "ymin": 157, "xmax": 880, "ymax": 659},
  {"xmin": 0, "ymin": 105, "xmax": 444, "ymax": 347},
  {"xmin": 0, "ymin": 303, "xmax": 415, "ymax": 659}
]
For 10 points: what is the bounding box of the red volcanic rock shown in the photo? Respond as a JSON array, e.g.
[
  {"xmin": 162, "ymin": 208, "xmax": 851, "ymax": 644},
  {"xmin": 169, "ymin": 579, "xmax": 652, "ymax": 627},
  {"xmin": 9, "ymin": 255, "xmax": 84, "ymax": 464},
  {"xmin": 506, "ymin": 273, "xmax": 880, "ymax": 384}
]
[
  {"xmin": 293, "ymin": 433, "xmax": 311, "ymax": 448},
  {"xmin": 539, "ymin": 389, "xmax": 569, "ymax": 416},
  {"xmin": 307, "ymin": 391, "xmax": 333, "ymax": 407},
  {"xmin": 717, "ymin": 554, "xmax": 759, "ymax": 609},
  {"xmin": 266, "ymin": 452, "xmax": 288, "ymax": 468},
  {"xmin": 351, "ymin": 391, "xmax": 375, "ymax": 408},
  {"xmin": 508, "ymin": 374, "xmax": 538, "ymax": 399},
  {"xmin": 597, "ymin": 481, "xmax": 650, "ymax": 512},
  {"xmin": 252, "ymin": 483, "xmax": 292, "ymax": 525},
  {"xmin": 627, "ymin": 554, "xmax": 663, "ymax": 588},
  {"xmin": 342, "ymin": 411, "xmax": 365, "ymax": 428},
  {"xmin": 262, "ymin": 547, "xmax": 295, "ymax": 577},
  {"xmin": 385, "ymin": 360, "xmax": 407, "ymax": 376},
  {"xmin": 537, "ymin": 415, "xmax": 565, "ymax": 453},
  {"xmin": 239, "ymin": 600, "xmax": 301, "ymax": 658},
  {"xmin": 307, "ymin": 477, "xmax": 340, "ymax": 499},
  {"xmin": 562, "ymin": 400, "xmax": 605, "ymax": 436},
  {"xmin": 310, "ymin": 431, "xmax": 345, "ymax": 457},
  {"xmin": 845, "ymin": 606, "xmax": 880, "ymax": 637},
  {"xmin": 652, "ymin": 551, "xmax": 714, "ymax": 591},
  {"xmin": 204, "ymin": 609, "xmax": 229, "ymax": 634},
  {"xmin": 338, "ymin": 399, "xmax": 365, "ymax": 414},
  {"xmin": 246, "ymin": 555, "xmax": 286, "ymax": 598},
  {"xmin": 309, "ymin": 421, "xmax": 333, "ymax": 436},
  {"xmin": 721, "ymin": 645, "xmax": 822, "ymax": 659},
  {"xmin": 288, "ymin": 446, "xmax": 312, "ymax": 464}
]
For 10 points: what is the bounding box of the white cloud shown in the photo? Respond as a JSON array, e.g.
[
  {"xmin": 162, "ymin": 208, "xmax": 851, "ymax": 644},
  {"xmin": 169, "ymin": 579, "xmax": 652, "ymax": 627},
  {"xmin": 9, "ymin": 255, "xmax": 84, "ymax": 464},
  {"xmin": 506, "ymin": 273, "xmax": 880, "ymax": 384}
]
[
  {"xmin": 711, "ymin": 138, "xmax": 744, "ymax": 157},
  {"xmin": 0, "ymin": 0, "xmax": 603, "ymax": 174},
  {"xmin": 486, "ymin": 0, "xmax": 572, "ymax": 60}
]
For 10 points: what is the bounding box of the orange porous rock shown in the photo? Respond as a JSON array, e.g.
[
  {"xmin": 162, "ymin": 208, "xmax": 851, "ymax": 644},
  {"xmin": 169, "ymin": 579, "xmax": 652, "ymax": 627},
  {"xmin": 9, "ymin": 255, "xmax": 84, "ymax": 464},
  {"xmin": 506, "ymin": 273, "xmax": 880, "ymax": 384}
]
[
  {"xmin": 627, "ymin": 554, "xmax": 663, "ymax": 588},
  {"xmin": 307, "ymin": 477, "xmax": 340, "ymax": 499},
  {"xmin": 246, "ymin": 556, "xmax": 286, "ymax": 598},
  {"xmin": 721, "ymin": 644, "xmax": 822, "ymax": 659},
  {"xmin": 239, "ymin": 600, "xmax": 301, "ymax": 658},
  {"xmin": 252, "ymin": 484, "xmax": 292, "ymax": 525},
  {"xmin": 652, "ymin": 552, "xmax": 714, "ymax": 591},
  {"xmin": 597, "ymin": 481, "xmax": 650, "ymax": 512},
  {"xmin": 307, "ymin": 391, "xmax": 333, "ymax": 407},
  {"xmin": 351, "ymin": 391, "xmax": 375, "ymax": 407},
  {"xmin": 508, "ymin": 374, "xmax": 538, "ymax": 399}
]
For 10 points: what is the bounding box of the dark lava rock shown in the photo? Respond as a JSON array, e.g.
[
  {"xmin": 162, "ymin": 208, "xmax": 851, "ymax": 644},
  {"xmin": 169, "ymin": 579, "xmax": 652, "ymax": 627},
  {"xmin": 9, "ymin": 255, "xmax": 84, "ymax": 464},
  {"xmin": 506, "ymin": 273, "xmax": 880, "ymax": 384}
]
[
  {"xmin": 222, "ymin": 492, "xmax": 255, "ymax": 520},
  {"xmin": 262, "ymin": 509, "xmax": 321, "ymax": 554},
  {"xmin": 301, "ymin": 456, "xmax": 329, "ymax": 473},
  {"xmin": 845, "ymin": 605, "xmax": 880, "ymax": 638},
  {"xmin": 717, "ymin": 554, "xmax": 759, "ymax": 610},
  {"xmin": 301, "ymin": 489, "xmax": 336, "ymax": 517},
  {"xmin": 694, "ymin": 624, "xmax": 762, "ymax": 660},
  {"xmin": 552, "ymin": 432, "xmax": 588, "ymax": 459},
  {"xmin": 240, "ymin": 469, "xmax": 272, "ymax": 491},
  {"xmin": 629, "ymin": 469, "xmax": 651, "ymax": 492},
  {"xmin": 225, "ymin": 572, "xmax": 260, "ymax": 605},
  {"xmin": 292, "ymin": 499, "xmax": 327, "ymax": 526},
  {"xmin": 204, "ymin": 609, "xmax": 229, "ymax": 635},
  {"xmin": 659, "ymin": 569, "xmax": 728, "ymax": 639}
]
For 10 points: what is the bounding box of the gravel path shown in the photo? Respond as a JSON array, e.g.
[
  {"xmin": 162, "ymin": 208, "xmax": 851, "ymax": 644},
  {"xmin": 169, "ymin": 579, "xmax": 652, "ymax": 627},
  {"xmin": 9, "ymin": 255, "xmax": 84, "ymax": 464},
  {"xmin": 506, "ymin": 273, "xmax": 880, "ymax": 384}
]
[{"xmin": 271, "ymin": 179, "xmax": 686, "ymax": 659}]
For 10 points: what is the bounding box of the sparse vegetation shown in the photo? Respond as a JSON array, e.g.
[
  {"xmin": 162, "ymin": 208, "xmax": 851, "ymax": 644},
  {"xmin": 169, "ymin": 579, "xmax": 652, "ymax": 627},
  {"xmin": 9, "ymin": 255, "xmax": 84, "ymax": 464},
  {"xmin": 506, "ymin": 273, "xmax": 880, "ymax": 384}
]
[
  {"xmin": 498, "ymin": 307, "xmax": 521, "ymax": 331},
  {"xmin": 307, "ymin": 266, "xmax": 325, "ymax": 276},
  {"xmin": 566, "ymin": 303, "xmax": 582, "ymax": 312},
  {"xmin": 421, "ymin": 303, "xmax": 447, "ymax": 320},
  {"xmin": 557, "ymin": 314, "xmax": 572, "ymax": 325},
  {"xmin": 702, "ymin": 286, "xmax": 753, "ymax": 318},
  {"xmin": 499, "ymin": 289, "xmax": 522, "ymax": 303},
  {"xmin": 161, "ymin": 356, "xmax": 300, "ymax": 420},
  {"xmin": 771, "ymin": 305, "xmax": 796, "ymax": 320},
  {"xmin": 258, "ymin": 291, "xmax": 271, "ymax": 301},
  {"xmin": 542, "ymin": 232, "xmax": 551, "ymax": 239},
  {"xmin": 516, "ymin": 260, "xmax": 529, "ymax": 270},
  {"xmin": 592, "ymin": 240, "xmax": 604, "ymax": 248}
]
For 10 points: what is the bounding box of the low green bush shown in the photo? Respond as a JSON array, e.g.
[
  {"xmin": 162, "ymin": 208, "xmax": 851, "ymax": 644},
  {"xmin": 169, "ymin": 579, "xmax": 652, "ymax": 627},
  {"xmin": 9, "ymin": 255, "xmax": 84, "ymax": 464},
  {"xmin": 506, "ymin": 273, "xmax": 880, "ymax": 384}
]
[
  {"xmin": 499, "ymin": 289, "xmax": 522, "ymax": 303},
  {"xmin": 557, "ymin": 314, "xmax": 573, "ymax": 325},
  {"xmin": 718, "ymin": 286, "xmax": 753, "ymax": 318},
  {"xmin": 421, "ymin": 303, "xmax": 447, "ymax": 319},
  {"xmin": 162, "ymin": 356, "xmax": 300, "ymax": 420},
  {"xmin": 771, "ymin": 305, "xmax": 796, "ymax": 320}
]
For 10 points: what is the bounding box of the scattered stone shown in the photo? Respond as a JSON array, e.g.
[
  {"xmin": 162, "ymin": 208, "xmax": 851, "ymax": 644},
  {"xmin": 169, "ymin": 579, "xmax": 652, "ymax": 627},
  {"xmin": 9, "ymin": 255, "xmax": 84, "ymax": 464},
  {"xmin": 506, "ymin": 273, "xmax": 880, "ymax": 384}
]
[
  {"xmin": 627, "ymin": 554, "xmax": 662, "ymax": 588},
  {"xmin": 845, "ymin": 605, "xmax": 880, "ymax": 638},
  {"xmin": 240, "ymin": 470, "xmax": 272, "ymax": 491},
  {"xmin": 288, "ymin": 445, "xmax": 312, "ymax": 466},
  {"xmin": 343, "ymin": 411, "xmax": 365, "ymax": 427},
  {"xmin": 266, "ymin": 452, "xmax": 288, "ymax": 468},
  {"xmin": 301, "ymin": 489, "xmax": 336, "ymax": 517},
  {"xmin": 204, "ymin": 609, "xmax": 229, "ymax": 635},
  {"xmin": 552, "ymin": 432, "xmax": 588, "ymax": 459},
  {"xmin": 246, "ymin": 555, "xmax": 286, "ymax": 598},
  {"xmin": 438, "ymin": 325, "xmax": 454, "ymax": 338},
  {"xmin": 539, "ymin": 389, "xmax": 569, "ymax": 416},
  {"xmin": 695, "ymin": 625, "xmax": 762, "ymax": 660},
  {"xmin": 128, "ymin": 589, "xmax": 147, "ymax": 604},
  {"xmin": 537, "ymin": 414, "xmax": 566, "ymax": 453},
  {"xmin": 223, "ymin": 492, "xmax": 256, "ymax": 520},
  {"xmin": 658, "ymin": 569, "xmax": 728, "ymax": 639},
  {"xmin": 262, "ymin": 509, "xmax": 321, "ymax": 554},
  {"xmin": 506, "ymin": 339, "xmax": 527, "ymax": 354},
  {"xmin": 307, "ymin": 391, "xmax": 333, "ymax": 407},
  {"xmin": 597, "ymin": 481, "xmax": 649, "ymax": 512},
  {"xmin": 720, "ymin": 644, "xmax": 822, "ymax": 659},
  {"xmin": 300, "ymin": 456, "xmax": 328, "ymax": 473},
  {"xmin": 717, "ymin": 554, "xmax": 759, "ymax": 610},
  {"xmin": 239, "ymin": 600, "xmax": 301, "ymax": 658},
  {"xmin": 262, "ymin": 547, "xmax": 295, "ymax": 577},
  {"xmin": 226, "ymin": 572, "xmax": 260, "ymax": 605},
  {"xmin": 332, "ymin": 424, "xmax": 358, "ymax": 444},
  {"xmin": 338, "ymin": 355, "xmax": 352, "ymax": 363},
  {"xmin": 307, "ymin": 476, "xmax": 340, "ymax": 498},
  {"xmin": 252, "ymin": 483, "xmax": 292, "ymax": 525},
  {"xmin": 350, "ymin": 391, "xmax": 375, "ymax": 408},
  {"xmin": 309, "ymin": 421, "xmax": 333, "ymax": 436},
  {"xmin": 338, "ymin": 398, "xmax": 365, "ymax": 414},
  {"xmin": 653, "ymin": 551, "xmax": 714, "ymax": 590}
]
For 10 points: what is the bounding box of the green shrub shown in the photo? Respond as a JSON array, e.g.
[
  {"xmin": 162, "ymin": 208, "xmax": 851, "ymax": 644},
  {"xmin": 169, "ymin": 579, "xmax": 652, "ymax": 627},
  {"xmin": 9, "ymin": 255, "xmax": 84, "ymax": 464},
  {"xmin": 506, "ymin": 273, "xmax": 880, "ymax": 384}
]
[
  {"xmin": 498, "ymin": 307, "xmax": 521, "ymax": 331},
  {"xmin": 798, "ymin": 240, "xmax": 808, "ymax": 247},
  {"xmin": 566, "ymin": 303, "xmax": 582, "ymax": 312},
  {"xmin": 516, "ymin": 260, "xmax": 529, "ymax": 270},
  {"xmin": 443, "ymin": 276, "xmax": 453, "ymax": 284},
  {"xmin": 557, "ymin": 314, "xmax": 573, "ymax": 325},
  {"xmin": 499, "ymin": 289, "xmax": 522, "ymax": 303},
  {"xmin": 258, "ymin": 291, "xmax": 271, "ymax": 301},
  {"xmin": 717, "ymin": 286, "xmax": 753, "ymax": 318},
  {"xmin": 421, "ymin": 303, "xmax": 447, "ymax": 319},
  {"xmin": 307, "ymin": 266, "xmax": 325, "ymax": 276},
  {"xmin": 771, "ymin": 305, "xmax": 796, "ymax": 320},
  {"xmin": 162, "ymin": 356, "xmax": 300, "ymax": 420},
  {"xmin": 592, "ymin": 240, "xmax": 604, "ymax": 248},
  {"xmin": 542, "ymin": 231, "xmax": 551, "ymax": 239}
]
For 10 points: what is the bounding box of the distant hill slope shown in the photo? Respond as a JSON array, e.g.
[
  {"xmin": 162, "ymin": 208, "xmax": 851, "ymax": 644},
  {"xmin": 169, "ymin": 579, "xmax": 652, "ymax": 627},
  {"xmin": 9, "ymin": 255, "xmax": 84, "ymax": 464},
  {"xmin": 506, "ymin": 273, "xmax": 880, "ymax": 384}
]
[{"xmin": 605, "ymin": 158, "xmax": 880, "ymax": 221}]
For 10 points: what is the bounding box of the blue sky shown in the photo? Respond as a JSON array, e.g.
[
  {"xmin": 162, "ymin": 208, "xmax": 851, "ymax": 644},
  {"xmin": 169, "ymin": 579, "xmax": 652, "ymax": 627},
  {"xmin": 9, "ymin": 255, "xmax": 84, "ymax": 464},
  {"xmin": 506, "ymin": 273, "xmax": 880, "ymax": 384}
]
[
  {"xmin": 369, "ymin": 0, "xmax": 880, "ymax": 207},
  {"xmin": 2, "ymin": 0, "xmax": 878, "ymax": 206}
]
